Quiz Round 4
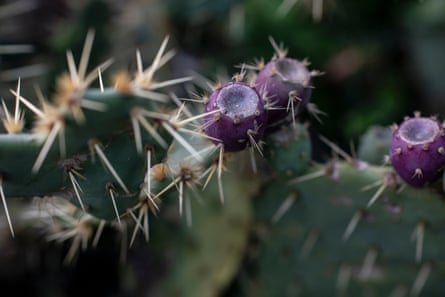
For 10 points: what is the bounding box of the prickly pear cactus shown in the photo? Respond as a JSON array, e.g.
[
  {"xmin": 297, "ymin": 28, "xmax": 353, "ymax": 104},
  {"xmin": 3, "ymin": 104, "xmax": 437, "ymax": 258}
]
[{"xmin": 2, "ymin": 21, "xmax": 445, "ymax": 297}]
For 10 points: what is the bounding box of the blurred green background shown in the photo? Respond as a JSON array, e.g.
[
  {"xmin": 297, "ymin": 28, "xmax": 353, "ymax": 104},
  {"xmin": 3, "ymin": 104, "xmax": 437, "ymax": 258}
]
[{"xmin": 1, "ymin": 0, "xmax": 445, "ymax": 296}]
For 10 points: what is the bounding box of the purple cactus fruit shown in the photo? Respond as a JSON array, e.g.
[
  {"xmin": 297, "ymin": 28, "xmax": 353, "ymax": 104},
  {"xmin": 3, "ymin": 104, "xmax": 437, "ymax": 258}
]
[
  {"xmin": 255, "ymin": 57, "xmax": 313, "ymax": 126},
  {"xmin": 203, "ymin": 81, "xmax": 267, "ymax": 152},
  {"xmin": 389, "ymin": 116, "xmax": 445, "ymax": 187}
]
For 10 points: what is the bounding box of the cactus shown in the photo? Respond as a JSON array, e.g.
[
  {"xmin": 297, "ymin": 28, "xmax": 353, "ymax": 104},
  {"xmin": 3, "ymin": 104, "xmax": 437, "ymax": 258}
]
[{"xmin": 2, "ymin": 18, "xmax": 445, "ymax": 297}]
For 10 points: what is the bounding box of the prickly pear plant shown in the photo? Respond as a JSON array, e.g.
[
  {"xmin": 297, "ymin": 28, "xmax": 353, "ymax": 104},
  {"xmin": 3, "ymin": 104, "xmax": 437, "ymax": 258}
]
[{"xmin": 3, "ymin": 28, "xmax": 445, "ymax": 297}]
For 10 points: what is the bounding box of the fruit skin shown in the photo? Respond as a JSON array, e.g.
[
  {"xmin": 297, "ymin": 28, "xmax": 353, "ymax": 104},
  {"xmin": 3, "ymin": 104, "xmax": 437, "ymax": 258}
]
[
  {"xmin": 389, "ymin": 116, "xmax": 445, "ymax": 187},
  {"xmin": 203, "ymin": 81, "xmax": 267, "ymax": 152},
  {"xmin": 255, "ymin": 57, "xmax": 312, "ymax": 126}
]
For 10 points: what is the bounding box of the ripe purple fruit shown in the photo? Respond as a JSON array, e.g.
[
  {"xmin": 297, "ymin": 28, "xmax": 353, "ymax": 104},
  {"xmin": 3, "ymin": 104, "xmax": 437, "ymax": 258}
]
[
  {"xmin": 389, "ymin": 116, "xmax": 445, "ymax": 187},
  {"xmin": 203, "ymin": 81, "xmax": 267, "ymax": 152},
  {"xmin": 255, "ymin": 57, "xmax": 313, "ymax": 126}
]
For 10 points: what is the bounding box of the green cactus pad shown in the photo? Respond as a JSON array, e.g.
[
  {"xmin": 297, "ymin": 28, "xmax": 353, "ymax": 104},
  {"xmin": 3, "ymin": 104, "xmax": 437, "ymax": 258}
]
[{"xmin": 245, "ymin": 162, "xmax": 445, "ymax": 296}]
